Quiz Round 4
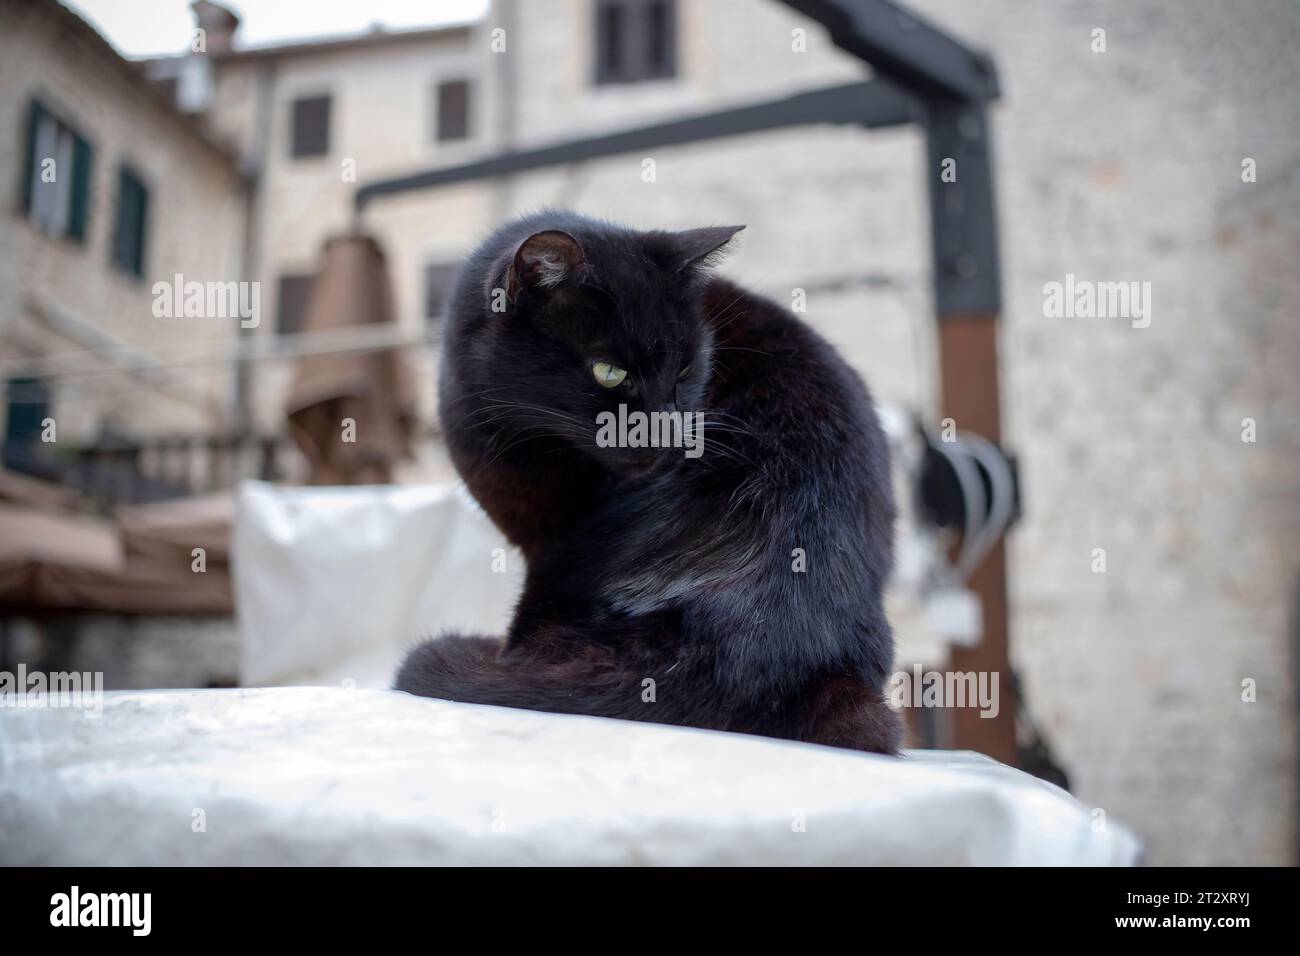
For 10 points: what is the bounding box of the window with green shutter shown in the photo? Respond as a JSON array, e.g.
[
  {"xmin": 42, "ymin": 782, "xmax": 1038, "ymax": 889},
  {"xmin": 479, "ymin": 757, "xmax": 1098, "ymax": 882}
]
[
  {"xmin": 3, "ymin": 376, "xmax": 52, "ymax": 476},
  {"xmin": 111, "ymin": 166, "xmax": 149, "ymax": 277},
  {"xmin": 20, "ymin": 97, "xmax": 93, "ymax": 242}
]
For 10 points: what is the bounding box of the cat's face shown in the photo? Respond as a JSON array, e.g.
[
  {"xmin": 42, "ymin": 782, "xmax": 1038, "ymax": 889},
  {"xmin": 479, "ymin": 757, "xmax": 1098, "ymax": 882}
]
[{"xmin": 476, "ymin": 224, "xmax": 742, "ymax": 476}]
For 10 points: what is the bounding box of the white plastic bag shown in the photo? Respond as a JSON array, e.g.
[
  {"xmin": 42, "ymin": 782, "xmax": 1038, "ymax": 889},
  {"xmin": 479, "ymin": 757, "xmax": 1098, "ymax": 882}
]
[{"xmin": 233, "ymin": 481, "xmax": 524, "ymax": 687}]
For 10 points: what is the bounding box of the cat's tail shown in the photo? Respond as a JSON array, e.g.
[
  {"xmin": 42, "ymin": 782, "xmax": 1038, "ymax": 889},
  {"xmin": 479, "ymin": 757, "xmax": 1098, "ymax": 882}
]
[
  {"xmin": 393, "ymin": 632, "xmax": 666, "ymax": 723},
  {"xmin": 392, "ymin": 632, "xmax": 900, "ymax": 754}
]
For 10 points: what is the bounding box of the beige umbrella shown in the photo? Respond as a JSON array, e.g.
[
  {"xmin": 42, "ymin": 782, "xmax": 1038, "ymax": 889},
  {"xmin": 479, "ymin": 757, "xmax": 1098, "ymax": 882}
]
[
  {"xmin": 285, "ymin": 234, "xmax": 417, "ymax": 485},
  {"xmin": 0, "ymin": 502, "xmax": 233, "ymax": 614}
]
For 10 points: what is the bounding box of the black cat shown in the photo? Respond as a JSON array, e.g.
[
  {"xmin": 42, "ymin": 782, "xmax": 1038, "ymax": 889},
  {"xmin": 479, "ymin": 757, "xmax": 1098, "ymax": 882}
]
[{"xmin": 394, "ymin": 211, "xmax": 900, "ymax": 753}]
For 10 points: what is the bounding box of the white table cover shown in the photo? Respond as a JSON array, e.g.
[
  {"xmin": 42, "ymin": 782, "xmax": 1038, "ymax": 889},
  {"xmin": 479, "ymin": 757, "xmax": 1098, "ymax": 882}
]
[{"xmin": 0, "ymin": 687, "xmax": 1139, "ymax": 866}]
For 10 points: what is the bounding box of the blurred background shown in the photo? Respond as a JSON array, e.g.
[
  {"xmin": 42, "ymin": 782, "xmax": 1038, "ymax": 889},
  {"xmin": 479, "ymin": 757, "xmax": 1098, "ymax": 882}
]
[{"xmin": 0, "ymin": 0, "xmax": 1296, "ymax": 865}]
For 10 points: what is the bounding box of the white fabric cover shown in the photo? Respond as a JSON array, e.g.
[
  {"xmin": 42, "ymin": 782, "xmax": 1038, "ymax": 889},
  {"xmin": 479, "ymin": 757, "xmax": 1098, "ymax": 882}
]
[
  {"xmin": 0, "ymin": 687, "xmax": 1140, "ymax": 866},
  {"xmin": 234, "ymin": 481, "xmax": 524, "ymax": 687}
]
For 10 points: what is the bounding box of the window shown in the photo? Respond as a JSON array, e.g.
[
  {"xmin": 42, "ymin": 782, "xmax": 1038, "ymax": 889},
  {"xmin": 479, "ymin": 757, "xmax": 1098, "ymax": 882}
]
[
  {"xmin": 21, "ymin": 99, "xmax": 93, "ymax": 241},
  {"xmin": 424, "ymin": 263, "xmax": 459, "ymax": 330},
  {"xmin": 594, "ymin": 0, "xmax": 677, "ymax": 84},
  {"xmin": 3, "ymin": 376, "xmax": 51, "ymax": 475},
  {"xmin": 111, "ymin": 166, "xmax": 149, "ymax": 277},
  {"xmin": 276, "ymin": 273, "xmax": 317, "ymax": 335},
  {"xmin": 290, "ymin": 95, "xmax": 331, "ymax": 158},
  {"xmin": 435, "ymin": 79, "xmax": 471, "ymax": 142}
]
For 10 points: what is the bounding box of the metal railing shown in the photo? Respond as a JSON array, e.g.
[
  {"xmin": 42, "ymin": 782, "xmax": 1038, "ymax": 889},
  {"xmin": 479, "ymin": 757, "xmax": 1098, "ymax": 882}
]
[{"xmin": 3, "ymin": 431, "xmax": 295, "ymax": 511}]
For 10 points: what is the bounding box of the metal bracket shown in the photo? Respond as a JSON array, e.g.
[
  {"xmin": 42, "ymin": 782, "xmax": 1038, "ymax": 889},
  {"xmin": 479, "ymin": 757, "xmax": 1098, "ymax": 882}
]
[{"xmin": 924, "ymin": 97, "xmax": 1001, "ymax": 316}]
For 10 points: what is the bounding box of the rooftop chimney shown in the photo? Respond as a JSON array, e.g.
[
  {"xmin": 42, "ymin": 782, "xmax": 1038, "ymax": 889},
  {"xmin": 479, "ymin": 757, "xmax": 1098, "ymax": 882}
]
[{"xmin": 191, "ymin": 0, "xmax": 240, "ymax": 54}]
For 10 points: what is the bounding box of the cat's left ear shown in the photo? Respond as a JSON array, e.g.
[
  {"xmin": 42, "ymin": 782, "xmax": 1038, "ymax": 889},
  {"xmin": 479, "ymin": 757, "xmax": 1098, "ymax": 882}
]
[
  {"xmin": 670, "ymin": 225, "xmax": 745, "ymax": 272},
  {"xmin": 506, "ymin": 230, "xmax": 586, "ymax": 302}
]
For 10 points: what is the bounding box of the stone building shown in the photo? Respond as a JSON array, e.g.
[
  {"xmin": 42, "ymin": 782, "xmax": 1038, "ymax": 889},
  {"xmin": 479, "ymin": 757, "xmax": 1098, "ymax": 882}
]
[
  {"xmin": 0, "ymin": 0, "xmax": 245, "ymax": 469},
  {"xmin": 145, "ymin": 4, "xmax": 499, "ymax": 460},
  {"xmin": 363, "ymin": 0, "xmax": 1300, "ymax": 866},
  {"xmin": 3, "ymin": 0, "xmax": 1295, "ymax": 864}
]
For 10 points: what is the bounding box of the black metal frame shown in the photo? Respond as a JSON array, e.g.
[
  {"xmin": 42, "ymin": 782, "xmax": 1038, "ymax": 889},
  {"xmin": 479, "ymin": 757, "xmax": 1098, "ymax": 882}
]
[
  {"xmin": 354, "ymin": 0, "xmax": 1001, "ymax": 315},
  {"xmin": 355, "ymin": 79, "xmax": 918, "ymax": 201}
]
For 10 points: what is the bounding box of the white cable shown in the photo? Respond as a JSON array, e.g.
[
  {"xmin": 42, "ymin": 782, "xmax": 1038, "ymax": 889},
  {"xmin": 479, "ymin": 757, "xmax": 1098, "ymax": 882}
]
[
  {"xmin": 928, "ymin": 435, "xmax": 985, "ymax": 589},
  {"xmin": 922, "ymin": 428, "xmax": 1016, "ymax": 588},
  {"xmin": 953, "ymin": 432, "xmax": 1016, "ymax": 581}
]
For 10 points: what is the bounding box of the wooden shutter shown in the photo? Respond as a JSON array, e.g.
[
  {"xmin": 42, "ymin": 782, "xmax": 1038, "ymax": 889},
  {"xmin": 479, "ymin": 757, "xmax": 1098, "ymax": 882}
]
[
  {"xmin": 67, "ymin": 132, "xmax": 93, "ymax": 242},
  {"xmin": 112, "ymin": 167, "xmax": 148, "ymax": 276},
  {"xmin": 4, "ymin": 377, "xmax": 50, "ymax": 450},
  {"xmin": 20, "ymin": 99, "xmax": 44, "ymax": 214}
]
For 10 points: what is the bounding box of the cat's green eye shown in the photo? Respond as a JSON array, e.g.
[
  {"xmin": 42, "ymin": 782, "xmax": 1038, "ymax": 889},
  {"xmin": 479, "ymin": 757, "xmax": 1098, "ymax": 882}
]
[
  {"xmin": 678, "ymin": 363, "xmax": 693, "ymax": 380},
  {"xmin": 592, "ymin": 361, "xmax": 627, "ymax": 388}
]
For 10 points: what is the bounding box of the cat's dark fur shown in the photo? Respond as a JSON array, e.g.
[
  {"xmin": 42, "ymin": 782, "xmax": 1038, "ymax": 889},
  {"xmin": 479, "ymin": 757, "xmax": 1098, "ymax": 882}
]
[{"xmin": 394, "ymin": 211, "xmax": 900, "ymax": 754}]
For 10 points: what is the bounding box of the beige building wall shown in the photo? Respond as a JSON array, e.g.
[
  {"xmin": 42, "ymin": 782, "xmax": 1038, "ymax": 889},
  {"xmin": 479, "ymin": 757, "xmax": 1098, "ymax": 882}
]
[
  {"xmin": 0, "ymin": 0, "xmax": 245, "ymax": 446},
  {"xmin": 496, "ymin": 0, "xmax": 931, "ymax": 416},
  {"xmin": 202, "ymin": 25, "xmax": 502, "ymax": 448},
  {"xmin": 356, "ymin": 0, "xmax": 933, "ymax": 475},
  {"xmin": 902, "ymin": 0, "xmax": 1300, "ymax": 866}
]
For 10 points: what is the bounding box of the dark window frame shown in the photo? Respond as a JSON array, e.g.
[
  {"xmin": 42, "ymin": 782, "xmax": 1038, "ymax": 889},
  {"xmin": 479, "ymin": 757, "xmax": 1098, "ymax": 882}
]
[
  {"xmin": 290, "ymin": 94, "xmax": 332, "ymax": 159},
  {"xmin": 594, "ymin": 0, "xmax": 677, "ymax": 85},
  {"xmin": 435, "ymin": 79, "xmax": 472, "ymax": 143},
  {"xmin": 3, "ymin": 375, "xmax": 52, "ymax": 476},
  {"xmin": 424, "ymin": 262, "xmax": 459, "ymax": 332},
  {"xmin": 110, "ymin": 164, "xmax": 149, "ymax": 278},
  {"xmin": 276, "ymin": 273, "xmax": 318, "ymax": 336},
  {"xmin": 4, "ymin": 376, "xmax": 50, "ymax": 447}
]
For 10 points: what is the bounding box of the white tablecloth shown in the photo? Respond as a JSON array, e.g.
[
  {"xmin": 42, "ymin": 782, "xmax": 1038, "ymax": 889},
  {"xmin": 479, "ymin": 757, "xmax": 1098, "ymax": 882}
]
[{"xmin": 0, "ymin": 687, "xmax": 1138, "ymax": 865}]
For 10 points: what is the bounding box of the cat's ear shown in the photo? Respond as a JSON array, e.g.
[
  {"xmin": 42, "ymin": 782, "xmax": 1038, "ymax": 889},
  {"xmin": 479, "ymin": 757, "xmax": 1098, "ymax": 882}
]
[
  {"xmin": 670, "ymin": 225, "xmax": 745, "ymax": 272},
  {"xmin": 505, "ymin": 230, "xmax": 586, "ymax": 302}
]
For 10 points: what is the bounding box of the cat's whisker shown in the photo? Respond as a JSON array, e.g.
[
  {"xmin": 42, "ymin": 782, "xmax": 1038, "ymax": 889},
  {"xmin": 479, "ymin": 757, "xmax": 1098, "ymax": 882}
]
[{"xmin": 443, "ymin": 384, "xmax": 515, "ymax": 408}]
